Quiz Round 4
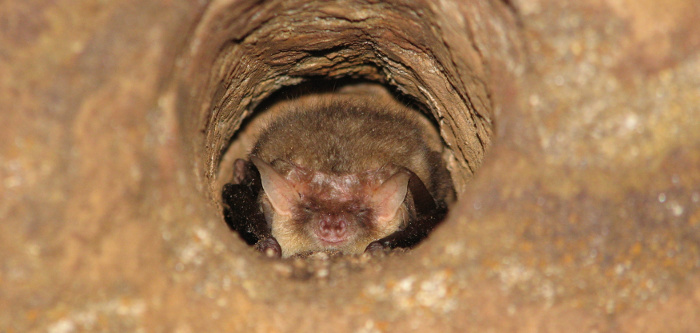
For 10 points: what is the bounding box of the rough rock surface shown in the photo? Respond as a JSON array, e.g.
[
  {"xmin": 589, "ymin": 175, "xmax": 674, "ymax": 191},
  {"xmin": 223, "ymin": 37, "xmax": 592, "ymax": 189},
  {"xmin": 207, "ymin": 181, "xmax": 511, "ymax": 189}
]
[{"xmin": 1, "ymin": 0, "xmax": 698, "ymax": 331}]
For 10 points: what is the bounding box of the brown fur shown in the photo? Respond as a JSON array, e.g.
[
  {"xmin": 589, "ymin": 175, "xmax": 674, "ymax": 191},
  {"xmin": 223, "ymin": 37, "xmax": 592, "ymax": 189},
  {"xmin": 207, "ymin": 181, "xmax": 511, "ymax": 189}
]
[{"xmin": 251, "ymin": 96, "xmax": 452, "ymax": 257}]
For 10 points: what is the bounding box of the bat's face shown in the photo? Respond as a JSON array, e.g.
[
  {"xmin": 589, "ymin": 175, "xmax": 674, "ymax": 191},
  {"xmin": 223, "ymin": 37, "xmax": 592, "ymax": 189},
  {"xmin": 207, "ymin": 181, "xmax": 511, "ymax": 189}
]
[
  {"xmin": 253, "ymin": 157, "xmax": 409, "ymax": 257},
  {"xmin": 264, "ymin": 195, "xmax": 408, "ymax": 256}
]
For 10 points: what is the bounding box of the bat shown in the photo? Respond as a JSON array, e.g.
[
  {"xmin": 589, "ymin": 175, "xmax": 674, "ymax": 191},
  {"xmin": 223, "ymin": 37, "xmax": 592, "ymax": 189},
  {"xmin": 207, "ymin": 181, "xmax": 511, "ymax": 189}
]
[{"xmin": 222, "ymin": 97, "xmax": 453, "ymax": 258}]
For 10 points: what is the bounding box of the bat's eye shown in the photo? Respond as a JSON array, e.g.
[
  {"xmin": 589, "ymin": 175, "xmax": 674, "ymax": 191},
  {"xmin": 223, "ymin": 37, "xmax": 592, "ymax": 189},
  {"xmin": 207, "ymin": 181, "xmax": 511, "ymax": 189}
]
[{"xmin": 302, "ymin": 204, "xmax": 313, "ymax": 213}]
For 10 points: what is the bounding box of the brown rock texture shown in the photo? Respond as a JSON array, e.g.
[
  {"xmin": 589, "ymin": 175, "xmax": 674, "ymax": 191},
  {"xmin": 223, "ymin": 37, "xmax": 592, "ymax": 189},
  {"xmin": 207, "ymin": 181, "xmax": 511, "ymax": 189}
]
[{"xmin": 1, "ymin": 0, "xmax": 698, "ymax": 331}]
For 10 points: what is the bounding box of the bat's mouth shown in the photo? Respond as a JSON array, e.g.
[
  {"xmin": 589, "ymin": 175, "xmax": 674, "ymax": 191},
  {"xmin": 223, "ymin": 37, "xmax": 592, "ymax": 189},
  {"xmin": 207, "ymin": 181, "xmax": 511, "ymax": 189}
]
[
  {"xmin": 315, "ymin": 231, "xmax": 350, "ymax": 247},
  {"xmin": 316, "ymin": 235, "xmax": 348, "ymax": 246}
]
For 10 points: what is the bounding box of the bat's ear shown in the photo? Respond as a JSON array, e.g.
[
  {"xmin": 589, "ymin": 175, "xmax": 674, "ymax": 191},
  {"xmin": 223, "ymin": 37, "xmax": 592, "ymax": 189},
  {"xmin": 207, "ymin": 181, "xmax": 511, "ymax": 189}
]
[
  {"xmin": 371, "ymin": 170, "xmax": 410, "ymax": 227},
  {"xmin": 251, "ymin": 156, "xmax": 299, "ymax": 216}
]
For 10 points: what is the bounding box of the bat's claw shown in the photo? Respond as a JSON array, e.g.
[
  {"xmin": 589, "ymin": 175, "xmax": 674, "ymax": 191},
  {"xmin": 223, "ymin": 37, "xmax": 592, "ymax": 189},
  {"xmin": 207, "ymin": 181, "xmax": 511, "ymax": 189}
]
[
  {"xmin": 364, "ymin": 240, "xmax": 389, "ymax": 255},
  {"xmin": 255, "ymin": 238, "xmax": 282, "ymax": 258}
]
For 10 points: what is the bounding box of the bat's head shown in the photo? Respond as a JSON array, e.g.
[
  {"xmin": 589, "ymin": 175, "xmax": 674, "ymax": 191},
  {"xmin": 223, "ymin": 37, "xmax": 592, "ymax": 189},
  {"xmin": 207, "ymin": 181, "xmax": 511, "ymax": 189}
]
[{"xmin": 251, "ymin": 156, "xmax": 410, "ymax": 257}]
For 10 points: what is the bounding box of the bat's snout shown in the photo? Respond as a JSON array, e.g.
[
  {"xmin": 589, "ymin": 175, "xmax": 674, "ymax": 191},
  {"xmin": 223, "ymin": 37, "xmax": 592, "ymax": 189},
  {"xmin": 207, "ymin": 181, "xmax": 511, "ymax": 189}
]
[{"xmin": 316, "ymin": 216, "xmax": 349, "ymax": 244}]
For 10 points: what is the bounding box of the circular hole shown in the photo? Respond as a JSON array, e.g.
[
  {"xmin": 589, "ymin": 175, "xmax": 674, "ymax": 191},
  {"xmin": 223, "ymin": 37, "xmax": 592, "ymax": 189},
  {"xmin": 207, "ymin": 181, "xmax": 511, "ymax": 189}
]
[{"xmin": 174, "ymin": 0, "xmax": 493, "ymax": 260}]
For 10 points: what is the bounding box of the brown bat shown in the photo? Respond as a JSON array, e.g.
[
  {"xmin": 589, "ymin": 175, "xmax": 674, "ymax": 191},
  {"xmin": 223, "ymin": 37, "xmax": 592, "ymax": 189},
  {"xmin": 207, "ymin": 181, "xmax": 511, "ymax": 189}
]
[{"xmin": 223, "ymin": 97, "xmax": 453, "ymax": 257}]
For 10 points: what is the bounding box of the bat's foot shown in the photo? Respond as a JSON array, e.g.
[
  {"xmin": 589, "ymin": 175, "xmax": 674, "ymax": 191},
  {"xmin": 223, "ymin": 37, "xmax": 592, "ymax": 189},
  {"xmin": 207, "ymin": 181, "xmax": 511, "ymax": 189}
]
[
  {"xmin": 364, "ymin": 240, "xmax": 390, "ymax": 255},
  {"xmin": 255, "ymin": 237, "xmax": 282, "ymax": 258}
]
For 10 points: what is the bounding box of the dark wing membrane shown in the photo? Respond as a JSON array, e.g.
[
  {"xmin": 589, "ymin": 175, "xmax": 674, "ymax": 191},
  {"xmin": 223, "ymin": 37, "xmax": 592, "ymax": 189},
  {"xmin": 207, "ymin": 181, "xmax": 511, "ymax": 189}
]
[{"xmin": 222, "ymin": 159, "xmax": 270, "ymax": 245}]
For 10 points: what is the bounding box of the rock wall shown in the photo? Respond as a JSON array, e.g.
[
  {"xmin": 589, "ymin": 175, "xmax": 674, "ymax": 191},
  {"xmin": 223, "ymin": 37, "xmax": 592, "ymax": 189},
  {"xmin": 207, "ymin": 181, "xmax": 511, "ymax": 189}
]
[{"xmin": 1, "ymin": 0, "xmax": 698, "ymax": 331}]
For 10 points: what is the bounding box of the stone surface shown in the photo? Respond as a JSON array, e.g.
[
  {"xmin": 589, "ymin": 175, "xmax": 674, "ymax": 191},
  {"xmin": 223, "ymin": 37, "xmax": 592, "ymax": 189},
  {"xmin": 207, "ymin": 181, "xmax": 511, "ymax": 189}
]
[{"xmin": 1, "ymin": 0, "xmax": 698, "ymax": 331}]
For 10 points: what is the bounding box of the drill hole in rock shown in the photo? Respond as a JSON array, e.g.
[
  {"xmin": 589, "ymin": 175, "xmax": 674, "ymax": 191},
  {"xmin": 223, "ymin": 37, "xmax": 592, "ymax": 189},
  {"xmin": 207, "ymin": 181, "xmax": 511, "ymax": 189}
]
[{"xmin": 176, "ymin": 0, "xmax": 494, "ymax": 263}]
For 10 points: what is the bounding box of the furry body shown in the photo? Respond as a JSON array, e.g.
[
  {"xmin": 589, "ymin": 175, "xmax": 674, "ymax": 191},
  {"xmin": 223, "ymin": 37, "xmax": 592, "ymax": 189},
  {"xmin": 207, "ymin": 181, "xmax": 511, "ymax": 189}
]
[{"xmin": 223, "ymin": 97, "xmax": 452, "ymax": 257}]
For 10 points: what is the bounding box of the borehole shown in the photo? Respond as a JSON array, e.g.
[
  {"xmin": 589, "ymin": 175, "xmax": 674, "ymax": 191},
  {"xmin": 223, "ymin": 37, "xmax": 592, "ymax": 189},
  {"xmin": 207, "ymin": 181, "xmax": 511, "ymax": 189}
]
[{"xmin": 175, "ymin": 0, "xmax": 493, "ymax": 262}]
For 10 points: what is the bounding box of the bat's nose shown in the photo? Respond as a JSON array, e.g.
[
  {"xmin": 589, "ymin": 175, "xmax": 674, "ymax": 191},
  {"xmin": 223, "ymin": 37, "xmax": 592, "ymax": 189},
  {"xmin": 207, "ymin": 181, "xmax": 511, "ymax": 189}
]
[{"xmin": 317, "ymin": 217, "xmax": 348, "ymax": 243}]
